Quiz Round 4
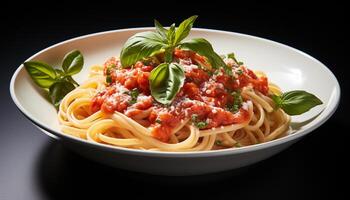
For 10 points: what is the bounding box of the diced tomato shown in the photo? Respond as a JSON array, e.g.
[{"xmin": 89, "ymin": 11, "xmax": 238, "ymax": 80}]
[
  {"xmin": 207, "ymin": 108, "xmax": 249, "ymax": 128},
  {"xmin": 232, "ymin": 67, "xmax": 269, "ymax": 95},
  {"xmin": 245, "ymin": 68, "xmax": 258, "ymax": 79},
  {"xmin": 137, "ymin": 72, "xmax": 150, "ymax": 94},
  {"xmin": 134, "ymin": 61, "xmax": 144, "ymax": 69},
  {"xmin": 152, "ymin": 125, "xmax": 172, "ymax": 142},
  {"xmin": 252, "ymin": 76, "xmax": 269, "ymax": 95},
  {"xmin": 216, "ymin": 74, "xmax": 234, "ymax": 90},
  {"xmin": 111, "ymin": 70, "xmax": 126, "ymax": 85},
  {"xmin": 148, "ymin": 110, "xmax": 158, "ymax": 123},
  {"xmin": 185, "ymin": 68, "xmax": 210, "ymax": 84},
  {"xmin": 91, "ymin": 56, "xmax": 266, "ymax": 143},
  {"xmin": 151, "ymin": 112, "xmax": 180, "ymax": 142},
  {"xmin": 91, "ymin": 95, "xmax": 104, "ymax": 113},
  {"xmin": 141, "ymin": 65, "xmax": 153, "ymax": 72},
  {"xmin": 202, "ymin": 82, "xmax": 226, "ymax": 97},
  {"xmin": 103, "ymin": 57, "xmax": 119, "ymax": 75},
  {"xmin": 174, "ymin": 49, "xmax": 208, "ymax": 66},
  {"xmin": 134, "ymin": 96, "xmax": 153, "ymax": 110},
  {"xmin": 124, "ymin": 76, "xmax": 138, "ymax": 89},
  {"xmin": 183, "ymin": 83, "xmax": 202, "ymax": 100},
  {"xmin": 188, "ymin": 103, "xmax": 212, "ymax": 119}
]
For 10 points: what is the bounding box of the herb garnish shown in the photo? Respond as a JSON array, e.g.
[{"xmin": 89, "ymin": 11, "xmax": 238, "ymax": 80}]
[
  {"xmin": 129, "ymin": 88, "xmax": 140, "ymax": 104},
  {"xmin": 191, "ymin": 114, "xmax": 208, "ymax": 129},
  {"xmin": 271, "ymin": 90, "xmax": 323, "ymax": 115},
  {"xmin": 120, "ymin": 16, "xmax": 228, "ymax": 105},
  {"xmin": 105, "ymin": 63, "xmax": 116, "ymax": 84},
  {"xmin": 215, "ymin": 140, "xmax": 222, "ymax": 146},
  {"xmin": 24, "ymin": 50, "xmax": 83, "ymax": 108},
  {"xmin": 228, "ymin": 91, "xmax": 243, "ymax": 113},
  {"xmin": 227, "ymin": 52, "xmax": 244, "ymax": 66}
]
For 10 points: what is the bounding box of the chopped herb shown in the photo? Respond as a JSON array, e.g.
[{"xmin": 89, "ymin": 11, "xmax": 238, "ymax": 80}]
[
  {"xmin": 227, "ymin": 53, "xmax": 235, "ymax": 59},
  {"xmin": 236, "ymin": 69, "xmax": 243, "ymax": 75},
  {"xmin": 207, "ymin": 70, "xmax": 219, "ymax": 76},
  {"xmin": 235, "ymin": 142, "xmax": 242, "ymax": 147},
  {"xmin": 215, "ymin": 140, "xmax": 222, "ymax": 146},
  {"xmin": 23, "ymin": 50, "xmax": 83, "ymax": 108},
  {"xmin": 191, "ymin": 114, "xmax": 208, "ymax": 129},
  {"xmin": 106, "ymin": 75, "xmax": 112, "ymax": 84},
  {"xmin": 228, "ymin": 91, "xmax": 243, "ymax": 113},
  {"xmin": 224, "ymin": 66, "xmax": 233, "ymax": 76},
  {"xmin": 207, "ymin": 70, "xmax": 214, "ymax": 76},
  {"xmin": 191, "ymin": 114, "xmax": 198, "ymax": 122},
  {"xmin": 107, "ymin": 63, "xmax": 116, "ymax": 69},
  {"xmin": 155, "ymin": 119, "xmax": 162, "ymax": 124},
  {"xmin": 227, "ymin": 52, "xmax": 243, "ymax": 66},
  {"xmin": 105, "ymin": 65, "xmax": 115, "ymax": 84},
  {"xmin": 129, "ymin": 88, "xmax": 139, "ymax": 104},
  {"xmin": 196, "ymin": 121, "xmax": 208, "ymax": 129}
]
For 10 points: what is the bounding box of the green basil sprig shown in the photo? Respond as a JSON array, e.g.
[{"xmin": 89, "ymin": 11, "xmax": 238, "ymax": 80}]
[
  {"xmin": 271, "ymin": 90, "xmax": 323, "ymax": 115},
  {"xmin": 24, "ymin": 50, "xmax": 83, "ymax": 107},
  {"xmin": 120, "ymin": 15, "xmax": 225, "ymax": 70},
  {"xmin": 120, "ymin": 15, "xmax": 230, "ymax": 105}
]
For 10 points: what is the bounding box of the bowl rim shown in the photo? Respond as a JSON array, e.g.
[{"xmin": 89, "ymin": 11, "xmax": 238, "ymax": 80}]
[{"xmin": 9, "ymin": 27, "xmax": 341, "ymax": 158}]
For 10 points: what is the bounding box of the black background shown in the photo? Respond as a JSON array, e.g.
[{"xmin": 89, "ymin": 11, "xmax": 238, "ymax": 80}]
[{"xmin": 0, "ymin": 1, "xmax": 347, "ymax": 199}]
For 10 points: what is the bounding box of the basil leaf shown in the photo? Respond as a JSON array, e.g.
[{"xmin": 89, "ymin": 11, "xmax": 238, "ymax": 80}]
[
  {"xmin": 154, "ymin": 19, "xmax": 168, "ymax": 41},
  {"xmin": 149, "ymin": 63, "xmax": 185, "ymax": 105},
  {"xmin": 164, "ymin": 48, "xmax": 173, "ymax": 63},
  {"xmin": 62, "ymin": 50, "xmax": 84, "ymax": 75},
  {"xmin": 271, "ymin": 94, "xmax": 282, "ymax": 107},
  {"xmin": 24, "ymin": 61, "xmax": 57, "ymax": 88},
  {"xmin": 120, "ymin": 31, "xmax": 167, "ymax": 67},
  {"xmin": 65, "ymin": 76, "xmax": 79, "ymax": 87},
  {"xmin": 167, "ymin": 23, "xmax": 176, "ymax": 45},
  {"xmin": 55, "ymin": 69, "xmax": 65, "ymax": 77},
  {"xmin": 49, "ymin": 80, "xmax": 75, "ymax": 108},
  {"xmin": 272, "ymin": 90, "xmax": 323, "ymax": 115},
  {"xmin": 179, "ymin": 38, "xmax": 231, "ymax": 75},
  {"xmin": 174, "ymin": 15, "xmax": 198, "ymax": 45}
]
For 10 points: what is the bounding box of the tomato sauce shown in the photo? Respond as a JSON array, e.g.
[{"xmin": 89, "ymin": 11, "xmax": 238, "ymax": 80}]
[{"xmin": 91, "ymin": 52, "xmax": 268, "ymax": 142}]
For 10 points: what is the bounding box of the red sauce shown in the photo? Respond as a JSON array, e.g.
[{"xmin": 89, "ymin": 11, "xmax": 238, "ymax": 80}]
[{"xmin": 91, "ymin": 51, "xmax": 268, "ymax": 142}]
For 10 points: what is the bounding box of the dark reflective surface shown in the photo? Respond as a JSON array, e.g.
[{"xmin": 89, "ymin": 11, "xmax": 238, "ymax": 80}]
[{"xmin": 1, "ymin": 2, "xmax": 346, "ymax": 199}]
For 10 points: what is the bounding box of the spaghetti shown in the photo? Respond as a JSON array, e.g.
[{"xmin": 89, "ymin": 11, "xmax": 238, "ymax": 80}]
[{"xmin": 58, "ymin": 53, "xmax": 291, "ymax": 152}]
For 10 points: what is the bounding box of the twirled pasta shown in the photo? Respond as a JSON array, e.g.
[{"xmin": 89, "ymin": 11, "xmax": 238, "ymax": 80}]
[{"xmin": 58, "ymin": 66, "xmax": 290, "ymax": 151}]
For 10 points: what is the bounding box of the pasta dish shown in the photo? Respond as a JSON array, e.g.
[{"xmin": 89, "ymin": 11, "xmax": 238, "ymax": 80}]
[{"xmin": 24, "ymin": 16, "xmax": 322, "ymax": 152}]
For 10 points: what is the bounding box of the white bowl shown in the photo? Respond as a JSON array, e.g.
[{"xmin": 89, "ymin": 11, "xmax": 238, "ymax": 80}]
[{"xmin": 10, "ymin": 28, "xmax": 340, "ymax": 175}]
